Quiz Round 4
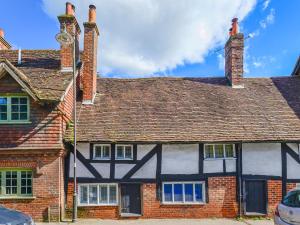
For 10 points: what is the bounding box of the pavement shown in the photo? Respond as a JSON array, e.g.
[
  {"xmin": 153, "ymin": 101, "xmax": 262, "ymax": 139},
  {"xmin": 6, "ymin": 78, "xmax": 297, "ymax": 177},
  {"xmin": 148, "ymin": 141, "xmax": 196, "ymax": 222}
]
[{"xmin": 36, "ymin": 218, "xmax": 274, "ymax": 225}]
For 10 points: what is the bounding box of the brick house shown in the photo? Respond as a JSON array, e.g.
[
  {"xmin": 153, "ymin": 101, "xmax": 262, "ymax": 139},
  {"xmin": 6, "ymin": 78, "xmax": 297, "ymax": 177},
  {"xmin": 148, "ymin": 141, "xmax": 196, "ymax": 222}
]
[{"xmin": 1, "ymin": 2, "xmax": 300, "ymax": 222}]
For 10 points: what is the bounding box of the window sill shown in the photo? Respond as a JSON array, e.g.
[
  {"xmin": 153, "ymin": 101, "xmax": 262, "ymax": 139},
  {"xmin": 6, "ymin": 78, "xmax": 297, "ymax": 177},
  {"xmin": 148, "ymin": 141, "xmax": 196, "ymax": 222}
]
[
  {"xmin": 78, "ymin": 204, "xmax": 118, "ymax": 207},
  {"xmin": 0, "ymin": 196, "xmax": 36, "ymax": 200},
  {"xmin": 0, "ymin": 121, "xmax": 32, "ymax": 125},
  {"xmin": 204, "ymin": 158, "xmax": 236, "ymax": 161},
  {"xmin": 161, "ymin": 202, "xmax": 206, "ymax": 206}
]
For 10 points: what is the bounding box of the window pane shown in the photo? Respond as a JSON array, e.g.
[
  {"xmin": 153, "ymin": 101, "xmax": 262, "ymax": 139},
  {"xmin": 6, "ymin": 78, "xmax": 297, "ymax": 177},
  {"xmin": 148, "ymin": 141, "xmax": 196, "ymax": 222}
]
[
  {"xmin": 0, "ymin": 173, "xmax": 1, "ymax": 195},
  {"xmin": 225, "ymin": 144, "xmax": 234, "ymax": 158},
  {"xmin": 205, "ymin": 145, "xmax": 214, "ymax": 158},
  {"xmin": 11, "ymin": 113, "xmax": 19, "ymax": 120},
  {"xmin": 163, "ymin": 184, "xmax": 172, "ymax": 202},
  {"xmin": 0, "ymin": 113, "xmax": 7, "ymax": 120},
  {"xmin": 20, "ymin": 105, "xmax": 27, "ymax": 112},
  {"xmin": 20, "ymin": 113, "xmax": 27, "ymax": 120},
  {"xmin": 0, "ymin": 97, "xmax": 7, "ymax": 105},
  {"xmin": 11, "ymin": 105, "xmax": 19, "ymax": 112},
  {"xmin": 184, "ymin": 184, "xmax": 194, "ymax": 202},
  {"xmin": 102, "ymin": 146, "xmax": 110, "ymax": 158},
  {"xmin": 99, "ymin": 186, "xmax": 108, "ymax": 203},
  {"xmin": 125, "ymin": 146, "xmax": 132, "ymax": 159},
  {"xmin": 20, "ymin": 98, "xmax": 27, "ymax": 104},
  {"xmin": 215, "ymin": 145, "xmax": 224, "ymax": 158},
  {"xmin": 89, "ymin": 185, "xmax": 98, "ymax": 204},
  {"xmin": 11, "ymin": 98, "xmax": 19, "ymax": 104},
  {"xmin": 0, "ymin": 99, "xmax": 7, "ymax": 121},
  {"xmin": 174, "ymin": 184, "xmax": 183, "ymax": 202},
  {"xmin": 94, "ymin": 146, "xmax": 102, "ymax": 158},
  {"xmin": 116, "ymin": 146, "xmax": 123, "ymax": 158},
  {"xmin": 195, "ymin": 184, "xmax": 203, "ymax": 202},
  {"xmin": 6, "ymin": 171, "xmax": 18, "ymax": 195},
  {"xmin": 80, "ymin": 186, "xmax": 88, "ymax": 204},
  {"xmin": 109, "ymin": 185, "xmax": 117, "ymax": 204}
]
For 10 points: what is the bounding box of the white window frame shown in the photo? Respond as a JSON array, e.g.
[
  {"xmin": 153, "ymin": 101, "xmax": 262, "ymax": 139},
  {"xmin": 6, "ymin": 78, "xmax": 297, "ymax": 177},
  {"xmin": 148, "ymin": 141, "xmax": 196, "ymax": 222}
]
[
  {"xmin": 204, "ymin": 144, "xmax": 236, "ymax": 160},
  {"xmin": 162, "ymin": 181, "xmax": 206, "ymax": 205},
  {"xmin": 78, "ymin": 183, "xmax": 118, "ymax": 206},
  {"xmin": 115, "ymin": 144, "xmax": 133, "ymax": 160},
  {"xmin": 93, "ymin": 144, "xmax": 111, "ymax": 160},
  {"xmin": 0, "ymin": 96, "xmax": 30, "ymax": 123}
]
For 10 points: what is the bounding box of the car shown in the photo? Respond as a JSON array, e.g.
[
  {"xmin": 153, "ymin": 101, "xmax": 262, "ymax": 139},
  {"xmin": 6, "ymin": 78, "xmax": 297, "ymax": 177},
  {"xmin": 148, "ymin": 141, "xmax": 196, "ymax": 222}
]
[
  {"xmin": 274, "ymin": 189, "xmax": 300, "ymax": 225},
  {"xmin": 0, "ymin": 205, "xmax": 34, "ymax": 225}
]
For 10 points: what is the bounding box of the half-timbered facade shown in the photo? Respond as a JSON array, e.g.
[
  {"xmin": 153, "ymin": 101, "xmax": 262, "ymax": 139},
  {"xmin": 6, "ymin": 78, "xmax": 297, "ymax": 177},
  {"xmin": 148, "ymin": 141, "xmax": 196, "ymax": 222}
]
[{"xmin": 1, "ymin": 2, "xmax": 300, "ymax": 221}]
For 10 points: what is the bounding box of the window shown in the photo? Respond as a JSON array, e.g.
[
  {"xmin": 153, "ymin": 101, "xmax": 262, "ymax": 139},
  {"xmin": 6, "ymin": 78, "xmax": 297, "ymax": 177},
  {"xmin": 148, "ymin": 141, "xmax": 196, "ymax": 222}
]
[
  {"xmin": 115, "ymin": 145, "xmax": 133, "ymax": 160},
  {"xmin": 162, "ymin": 182, "xmax": 205, "ymax": 204},
  {"xmin": 0, "ymin": 170, "xmax": 32, "ymax": 197},
  {"xmin": 0, "ymin": 96, "xmax": 29, "ymax": 123},
  {"xmin": 93, "ymin": 144, "xmax": 111, "ymax": 160},
  {"xmin": 282, "ymin": 191, "xmax": 300, "ymax": 207},
  {"xmin": 204, "ymin": 144, "xmax": 235, "ymax": 159},
  {"xmin": 79, "ymin": 184, "xmax": 118, "ymax": 206}
]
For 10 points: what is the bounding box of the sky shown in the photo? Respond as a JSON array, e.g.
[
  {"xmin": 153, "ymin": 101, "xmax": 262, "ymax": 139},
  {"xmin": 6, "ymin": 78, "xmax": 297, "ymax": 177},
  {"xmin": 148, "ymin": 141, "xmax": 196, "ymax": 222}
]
[{"xmin": 0, "ymin": 0, "xmax": 299, "ymax": 78}]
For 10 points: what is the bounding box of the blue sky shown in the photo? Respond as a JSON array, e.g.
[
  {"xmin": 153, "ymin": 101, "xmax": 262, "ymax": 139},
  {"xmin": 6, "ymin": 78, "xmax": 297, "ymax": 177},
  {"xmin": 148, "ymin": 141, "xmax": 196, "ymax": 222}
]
[{"xmin": 0, "ymin": 0, "xmax": 299, "ymax": 78}]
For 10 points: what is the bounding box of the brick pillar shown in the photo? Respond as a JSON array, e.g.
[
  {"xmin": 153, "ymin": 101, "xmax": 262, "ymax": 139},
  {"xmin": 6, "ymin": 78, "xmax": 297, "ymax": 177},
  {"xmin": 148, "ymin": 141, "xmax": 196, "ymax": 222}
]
[
  {"xmin": 57, "ymin": 2, "xmax": 81, "ymax": 71},
  {"xmin": 82, "ymin": 5, "xmax": 99, "ymax": 104},
  {"xmin": 225, "ymin": 18, "xmax": 244, "ymax": 88},
  {"xmin": 267, "ymin": 180, "xmax": 282, "ymax": 216}
]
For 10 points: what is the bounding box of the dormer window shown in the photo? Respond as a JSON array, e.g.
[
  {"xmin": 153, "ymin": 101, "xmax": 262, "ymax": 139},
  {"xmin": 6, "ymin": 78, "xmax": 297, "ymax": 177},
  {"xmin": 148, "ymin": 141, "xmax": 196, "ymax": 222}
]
[{"xmin": 0, "ymin": 96, "xmax": 29, "ymax": 123}]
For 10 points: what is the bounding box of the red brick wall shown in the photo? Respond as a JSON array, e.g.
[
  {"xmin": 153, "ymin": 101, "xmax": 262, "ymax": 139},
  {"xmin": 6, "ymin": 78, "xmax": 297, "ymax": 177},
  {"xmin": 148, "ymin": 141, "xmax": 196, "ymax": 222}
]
[
  {"xmin": 0, "ymin": 151, "xmax": 65, "ymax": 222},
  {"xmin": 267, "ymin": 180, "xmax": 282, "ymax": 215},
  {"xmin": 67, "ymin": 177, "xmax": 238, "ymax": 219},
  {"xmin": 143, "ymin": 177, "xmax": 238, "ymax": 218}
]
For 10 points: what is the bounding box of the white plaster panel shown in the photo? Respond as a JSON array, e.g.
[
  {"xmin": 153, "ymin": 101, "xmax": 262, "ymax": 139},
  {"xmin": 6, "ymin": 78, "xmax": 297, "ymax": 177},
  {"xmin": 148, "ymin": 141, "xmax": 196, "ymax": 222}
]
[
  {"xmin": 242, "ymin": 143, "xmax": 281, "ymax": 176},
  {"xmin": 287, "ymin": 154, "xmax": 300, "ymax": 179},
  {"xmin": 225, "ymin": 159, "xmax": 236, "ymax": 172},
  {"xmin": 69, "ymin": 153, "xmax": 94, "ymax": 178},
  {"xmin": 91, "ymin": 163, "xmax": 110, "ymax": 178},
  {"xmin": 137, "ymin": 144, "xmax": 156, "ymax": 160},
  {"xmin": 114, "ymin": 164, "xmax": 135, "ymax": 179},
  {"xmin": 161, "ymin": 144, "xmax": 198, "ymax": 174},
  {"xmin": 204, "ymin": 160, "xmax": 223, "ymax": 173},
  {"xmin": 132, "ymin": 155, "xmax": 157, "ymax": 178},
  {"xmin": 77, "ymin": 142, "xmax": 90, "ymax": 159},
  {"xmin": 287, "ymin": 143, "xmax": 300, "ymax": 154}
]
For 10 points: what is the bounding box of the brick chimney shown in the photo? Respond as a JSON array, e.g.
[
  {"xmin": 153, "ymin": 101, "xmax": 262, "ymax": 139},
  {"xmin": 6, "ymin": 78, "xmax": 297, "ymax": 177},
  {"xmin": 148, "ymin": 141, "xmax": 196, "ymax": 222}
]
[
  {"xmin": 82, "ymin": 5, "xmax": 99, "ymax": 104},
  {"xmin": 225, "ymin": 18, "xmax": 244, "ymax": 88},
  {"xmin": 0, "ymin": 28, "xmax": 12, "ymax": 50},
  {"xmin": 57, "ymin": 2, "xmax": 81, "ymax": 71}
]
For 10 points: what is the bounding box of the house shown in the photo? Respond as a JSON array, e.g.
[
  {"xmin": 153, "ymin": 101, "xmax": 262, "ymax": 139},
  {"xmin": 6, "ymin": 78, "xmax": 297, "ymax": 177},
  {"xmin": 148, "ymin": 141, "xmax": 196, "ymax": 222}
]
[{"xmin": 0, "ymin": 2, "xmax": 300, "ymax": 222}]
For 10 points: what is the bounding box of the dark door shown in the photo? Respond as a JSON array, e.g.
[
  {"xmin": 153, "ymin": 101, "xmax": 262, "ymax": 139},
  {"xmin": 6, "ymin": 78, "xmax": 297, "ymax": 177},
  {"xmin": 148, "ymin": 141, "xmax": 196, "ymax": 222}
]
[
  {"xmin": 244, "ymin": 180, "xmax": 267, "ymax": 214},
  {"xmin": 120, "ymin": 184, "xmax": 141, "ymax": 215}
]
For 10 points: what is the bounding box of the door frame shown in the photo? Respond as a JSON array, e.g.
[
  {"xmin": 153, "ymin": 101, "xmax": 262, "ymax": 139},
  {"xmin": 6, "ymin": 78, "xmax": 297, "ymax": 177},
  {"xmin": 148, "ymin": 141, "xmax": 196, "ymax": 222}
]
[
  {"xmin": 119, "ymin": 182, "xmax": 143, "ymax": 216},
  {"xmin": 243, "ymin": 179, "xmax": 268, "ymax": 215}
]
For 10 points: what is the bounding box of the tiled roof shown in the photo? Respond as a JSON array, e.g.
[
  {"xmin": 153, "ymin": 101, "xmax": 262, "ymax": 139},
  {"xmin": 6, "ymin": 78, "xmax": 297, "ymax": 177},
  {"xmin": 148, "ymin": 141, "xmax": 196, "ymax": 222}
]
[
  {"xmin": 0, "ymin": 50, "xmax": 73, "ymax": 101},
  {"xmin": 68, "ymin": 76, "xmax": 300, "ymax": 143}
]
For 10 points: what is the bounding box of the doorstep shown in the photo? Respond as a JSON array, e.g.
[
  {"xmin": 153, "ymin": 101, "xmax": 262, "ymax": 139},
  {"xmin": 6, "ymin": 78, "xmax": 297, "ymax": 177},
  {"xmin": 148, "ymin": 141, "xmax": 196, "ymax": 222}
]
[{"xmin": 120, "ymin": 213, "xmax": 142, "ymax": 218}]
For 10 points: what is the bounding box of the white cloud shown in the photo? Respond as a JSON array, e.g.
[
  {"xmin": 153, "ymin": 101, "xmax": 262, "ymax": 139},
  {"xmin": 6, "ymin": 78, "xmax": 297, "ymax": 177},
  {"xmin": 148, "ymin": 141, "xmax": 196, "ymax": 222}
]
[
  {"xmin": 42, "ymin": 0, "xmax": 256, "ymax": 77},
  {"xmin": 260, "ymin": 8, "xmax": 275, "ymax": 29},
  {"xmin": 262, "ymin": 0, "xmax": 271, "ymax": 11}
]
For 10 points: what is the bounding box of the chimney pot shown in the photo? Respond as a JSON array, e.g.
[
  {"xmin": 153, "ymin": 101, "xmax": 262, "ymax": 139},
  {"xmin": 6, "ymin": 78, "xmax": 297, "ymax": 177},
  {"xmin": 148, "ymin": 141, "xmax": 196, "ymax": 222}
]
[
  {"xmin": 0, "ymin": 28, "xmax": 4, "ymax": 38},
  {"xmin": 89, "ymin": 5, "xmax": 97, "ymax": 23},
  {"xmin": 230, "ymin": 17, "xmax": 239, "ymax": 36},
  {"xmin": 66, "ymin": 2, "xmax": 74, "ymax": 16}
]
